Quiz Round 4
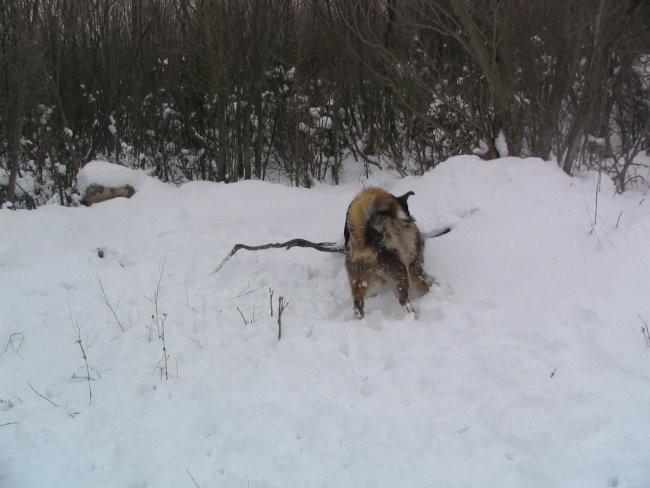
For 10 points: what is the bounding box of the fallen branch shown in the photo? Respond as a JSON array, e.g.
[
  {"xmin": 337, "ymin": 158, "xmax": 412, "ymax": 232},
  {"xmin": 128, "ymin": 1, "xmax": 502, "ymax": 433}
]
[
  {"xmin": 211, "ymin": 239, "xmax": 343, "ymax": 275},
  {"xmin": 211, "ymin": 226, "xmax": 452, "ymax": 275}
]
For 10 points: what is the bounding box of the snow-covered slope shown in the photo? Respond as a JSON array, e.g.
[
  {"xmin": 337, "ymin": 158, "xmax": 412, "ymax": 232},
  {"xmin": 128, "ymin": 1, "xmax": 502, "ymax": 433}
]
[{"xmin": 1, "ymin": 156, "xmax": 649, "ymax": 488}]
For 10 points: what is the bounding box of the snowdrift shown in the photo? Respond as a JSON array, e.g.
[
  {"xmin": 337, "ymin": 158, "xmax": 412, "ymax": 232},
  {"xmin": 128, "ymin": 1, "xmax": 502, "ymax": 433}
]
[{"xmin": 1, "ymin": 156, "xmax": 649, "ymax": 488}]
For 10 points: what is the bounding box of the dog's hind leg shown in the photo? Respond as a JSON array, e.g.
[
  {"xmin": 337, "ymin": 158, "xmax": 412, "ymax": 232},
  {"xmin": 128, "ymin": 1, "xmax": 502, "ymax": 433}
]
[
  {"xmin": 351, "ymin": 278, "xmax": 368, "ymax": 319},
  {"xmin": 377, "ymin": 250, "xmax": 412, "ymax": 313},
  {"xmin": 346, "ymin": 259, "xmax": 372, "ymax": 319},
  {"xmin": 410, "ymin": 263, "xmax": 433, "ymax": 295}
]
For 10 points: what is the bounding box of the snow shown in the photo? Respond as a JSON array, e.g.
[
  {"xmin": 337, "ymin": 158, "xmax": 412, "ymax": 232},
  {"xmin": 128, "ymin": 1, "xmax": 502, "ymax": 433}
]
[
  {"xmin": 472, "ymin": 139, "xmax": 490, "ymax": 157},
  {"xmin": 2, "ymin": 156, "xmax": 650, "ymax": 488},
  {"xmin": 496, "ymin": 130, "xmax": 509, "ymax": 157},
  {"xmin": 75, "ymin": 160, "xmax": 152, "ymax": 194},
  {"xmin": 108, "ymin": 115, "xmax": 117, "ymax": 135}
]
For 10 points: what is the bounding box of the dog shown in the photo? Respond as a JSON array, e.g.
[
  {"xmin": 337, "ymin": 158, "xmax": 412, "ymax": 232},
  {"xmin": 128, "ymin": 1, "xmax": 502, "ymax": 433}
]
[{"xmin": 344, "ymin": 187, "xmax": 432, "ymax": 318}]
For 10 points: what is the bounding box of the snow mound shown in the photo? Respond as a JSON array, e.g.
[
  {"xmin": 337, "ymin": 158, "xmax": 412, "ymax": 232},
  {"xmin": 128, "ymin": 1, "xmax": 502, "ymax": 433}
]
[
  {"xmin": 1, "ymin": 156, "xmax": 649, "ymax": 488},
  {"xmin": 76, "ymin": 160, "xmax": 153, "ymax": 194}
]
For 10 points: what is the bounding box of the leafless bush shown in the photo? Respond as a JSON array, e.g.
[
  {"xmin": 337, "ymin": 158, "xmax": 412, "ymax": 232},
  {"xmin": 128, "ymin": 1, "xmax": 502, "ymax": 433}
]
[
  {"xmin": 146, "ymin": 256, "xmax": 172, "ymax": 380},
  {"xmin": 1, "ymin": 0, "xmax": 648, "ymax": 208}
]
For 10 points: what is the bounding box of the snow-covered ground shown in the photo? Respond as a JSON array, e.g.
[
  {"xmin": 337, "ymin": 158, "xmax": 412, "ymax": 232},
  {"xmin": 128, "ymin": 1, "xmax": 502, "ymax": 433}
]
[{"xmin": 1, "ymin": 156, "xmax": 649, "ymax": 488}]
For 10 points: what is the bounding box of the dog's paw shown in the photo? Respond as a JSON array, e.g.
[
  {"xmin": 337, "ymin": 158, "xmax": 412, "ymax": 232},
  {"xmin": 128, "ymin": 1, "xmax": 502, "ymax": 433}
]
[{"xmin": 401, "ymin": 300, "xmax": 417, "ymax": 319}]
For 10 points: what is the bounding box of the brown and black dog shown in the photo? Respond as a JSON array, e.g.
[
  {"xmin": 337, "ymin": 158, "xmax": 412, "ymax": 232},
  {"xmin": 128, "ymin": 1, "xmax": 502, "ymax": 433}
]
[{"xmin": 344, "ymin": 187, "xmax": 432, "ymax": 318}]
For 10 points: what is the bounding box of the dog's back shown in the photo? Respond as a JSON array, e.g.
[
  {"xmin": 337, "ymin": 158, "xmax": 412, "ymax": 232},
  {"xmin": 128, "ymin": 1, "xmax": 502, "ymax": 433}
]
[{"xmin": 344, "ymin": 188, "xmax": 430, "ymax": 317}]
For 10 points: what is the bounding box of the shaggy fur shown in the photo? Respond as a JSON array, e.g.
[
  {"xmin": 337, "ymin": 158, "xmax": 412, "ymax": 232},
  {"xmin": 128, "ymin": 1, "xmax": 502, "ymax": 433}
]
[{"xmin": 344, "ymin": 187, "xmax": 432, "ymax": 318}]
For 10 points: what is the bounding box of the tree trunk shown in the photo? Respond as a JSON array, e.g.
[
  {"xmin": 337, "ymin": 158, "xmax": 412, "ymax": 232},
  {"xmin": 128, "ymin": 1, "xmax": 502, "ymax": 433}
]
[
  {"xmin": 448, "ymin": 0, "xmax": 518, "ymax": 157},
  {"xmin": 6, "ymin": 15, "xmax": 36, "ymax": 208},
  {"xmin": 562, "ymin": 0, "xmax": 644, "ymax": 174}
]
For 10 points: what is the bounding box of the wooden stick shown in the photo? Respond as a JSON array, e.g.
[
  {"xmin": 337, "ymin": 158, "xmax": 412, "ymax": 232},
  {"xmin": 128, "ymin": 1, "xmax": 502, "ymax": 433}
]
[
  {"xmin": 210, "ymin": 226, "xmax": 452, "ymax": 275},
  {"xmin": 211, "ymin": 239, "xmax": 344, "ymax": 275}
]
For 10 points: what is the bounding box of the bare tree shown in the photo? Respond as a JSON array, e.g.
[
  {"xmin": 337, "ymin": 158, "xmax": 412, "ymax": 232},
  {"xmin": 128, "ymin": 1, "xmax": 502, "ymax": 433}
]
[{"xmin": 561, "ymin": 0, "xmax": 647, "ymax": 175}]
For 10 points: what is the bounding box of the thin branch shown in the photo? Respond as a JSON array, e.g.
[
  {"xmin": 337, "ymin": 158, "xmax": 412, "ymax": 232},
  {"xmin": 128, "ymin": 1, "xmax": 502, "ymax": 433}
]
[
  {"xmin": 97, "ymin": 276, "xmax": 126, "ymax": 332},
  {"xmin": 27, "ymin": 382, "xmax": 58, "ymax": 408},
  {"xmin": 236, "ymin": 307, "xmax": 249, "ymax": 326},
  {"xmin": 69, "ymin": 306, "xmax": 93, "ymax": 406},
  {"xmin": 186, "ymin": 469, "xmax": 201, "ymax": 488},
  {"xmin": 75, "ymin": 335, "xmax": 93, "ymax": 405},
  {"xmin": 229, "ymin": 285, "xmax": 262, "ymax": 300},
  {"xmin": 640, "ymin": 315, "xmax": 650, "ymax": 348},
  {"xmin": 2, "ymin": 332, "xmax": 25, "ymax": 357},
  {"xmin": 615, "ymin": 211, "xmax": 623, "ymax": 229},
  {"xmin": 158, "ymin": 313, "xmax": 170, "ymax": 380}
]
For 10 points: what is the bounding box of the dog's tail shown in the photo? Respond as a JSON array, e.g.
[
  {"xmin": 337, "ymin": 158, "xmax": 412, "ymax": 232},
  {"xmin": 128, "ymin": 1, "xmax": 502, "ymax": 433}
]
[{"xmin": 345, "ymin": 187, "xmax": 412, "ymax": 262}]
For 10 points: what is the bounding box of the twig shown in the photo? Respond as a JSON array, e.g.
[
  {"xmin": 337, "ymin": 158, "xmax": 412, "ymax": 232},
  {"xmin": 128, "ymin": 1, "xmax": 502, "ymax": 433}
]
[
  {"xmin": 154, "ymin": 313, "xmax": 170, "ymax": 380},
  {"xmin": 27, "ymin": 383, "xmax": 77, "ymax": 417},
  {"xmin": 69, "ymin": 305, "xmax": 93, "ymax": 405},
  {"xmin": 151, "ymin": 255, "xmax": 167, "ymax": 334},
  {"xmin": 147, "ymin": 256, "xmax": 171, "ymax": 380},
  {"xmin": 230, "ymin": 285, "xmax": 262, "ymax": 300},
  {"xmin": 277, "ymin": 296, "xmax": 289, "ymax": 341},
  {"xmin": 236, "ymin": 307, "xmax": 249, "ymax": 326},
  {"xmin": 1, "ymin": 332, "xmax": 25, "ymax": 357},
  {"xmin": 27, "ymin": 382, "xmax": 59, "ymax": 408},
  {"xmin": 186, "ymin": 469, "xmax": 201, "ymax": 488},
  {"xmin": 146, "ymin": 255, "xmax": 167, "ymax": 341},
  {"xmin": 269, "ymin": 288, "xmax": 275, "ymax": 317},
  {"xmin": 615, "ymin": 211, "xmax": 623, "ymax": 229},
  {"xmin": 639, "ymin": 315, "xmax": 650, "ymax": 347},
  {"xmin": 75, "ymin": 336, "xmax": 93, "ymax": 405},
  {"xmin": 97, "ymin": 275, "xmax": 126, "ymax": 332},
  {"xmin": 1, "ymin": 422, "xmax": 20, "ymax": 428}
]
